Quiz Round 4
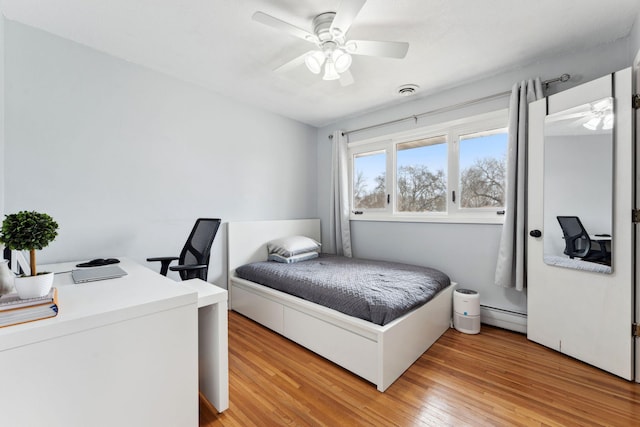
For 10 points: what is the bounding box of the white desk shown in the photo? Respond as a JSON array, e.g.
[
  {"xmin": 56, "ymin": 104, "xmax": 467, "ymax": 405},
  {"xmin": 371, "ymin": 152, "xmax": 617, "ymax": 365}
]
[
  {"xmin": 0, "ymin": 259, "xmax": 227, "ymax": 426},
  {"xmin": 182, "ymin": 278, "xmax": 229, "ymax": 413}
]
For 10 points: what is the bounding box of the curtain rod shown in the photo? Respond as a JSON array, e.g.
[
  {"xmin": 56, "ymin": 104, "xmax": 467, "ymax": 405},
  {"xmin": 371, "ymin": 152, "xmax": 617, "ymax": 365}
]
[{"xmin": 331, "ymin": 73, "xmax": 570, "ymax": 138}]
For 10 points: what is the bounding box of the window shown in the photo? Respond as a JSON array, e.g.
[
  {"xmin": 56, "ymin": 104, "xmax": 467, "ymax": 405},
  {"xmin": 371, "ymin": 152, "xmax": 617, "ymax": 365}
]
[
  {"xmin": 353, "ymin": 150, "xmax": 386, "ymax": 210},
  {"xmin": 396, "ymin": 135, "xmax": 447, "ymax": 213},
  {"xmin": 349, "ymin": 110, "xmax": 508, "ymax": 223},
  {"xmin": 459, "ymin": 130, "xmax": 507, "ymax": 209}
]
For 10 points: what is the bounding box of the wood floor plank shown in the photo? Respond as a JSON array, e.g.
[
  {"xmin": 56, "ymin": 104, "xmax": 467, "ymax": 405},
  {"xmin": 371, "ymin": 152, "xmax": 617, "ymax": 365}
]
[{"xmin": 201, "ymin": 312, "xmax": 640, "ymax": 426}]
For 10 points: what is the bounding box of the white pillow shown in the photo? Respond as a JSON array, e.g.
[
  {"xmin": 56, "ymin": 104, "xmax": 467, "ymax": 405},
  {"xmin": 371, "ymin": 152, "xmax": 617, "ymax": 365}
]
[
  {"xmin": 267, "ymin": 235, "xmax": 321, "ymax": 257},
  {"xmin": 268, "ymin": 251, "xmax": 319, "ymax": 264}
]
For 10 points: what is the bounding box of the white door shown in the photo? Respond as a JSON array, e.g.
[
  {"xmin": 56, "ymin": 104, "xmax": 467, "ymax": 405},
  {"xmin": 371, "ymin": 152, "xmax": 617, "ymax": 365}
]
[{"xmin": 527, "ymin": 68, "xmax": 635, "ymax": 380}]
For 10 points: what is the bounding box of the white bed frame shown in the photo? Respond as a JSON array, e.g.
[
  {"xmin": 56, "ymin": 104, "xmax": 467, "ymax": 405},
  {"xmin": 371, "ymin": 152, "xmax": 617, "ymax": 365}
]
[{"xmin": 227, "ymin": 219, "xmax": 455, "ymax": 392}]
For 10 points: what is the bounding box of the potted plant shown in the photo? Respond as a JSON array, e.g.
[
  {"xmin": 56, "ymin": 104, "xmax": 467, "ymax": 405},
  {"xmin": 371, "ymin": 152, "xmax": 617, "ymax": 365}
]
[{"xmin": 0, "ymin": 211, "xmax": 59, "ymax": 299}]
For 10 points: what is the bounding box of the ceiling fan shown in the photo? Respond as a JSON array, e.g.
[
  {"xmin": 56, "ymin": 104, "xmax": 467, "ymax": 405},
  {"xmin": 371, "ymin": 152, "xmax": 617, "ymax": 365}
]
[
  {"xmin": 252, "ymin": 0, "xmax": 409, "ymax": 86},
  {"xmin": 546, "ymin": 97, "xmax": 613, "ymax": 132}
]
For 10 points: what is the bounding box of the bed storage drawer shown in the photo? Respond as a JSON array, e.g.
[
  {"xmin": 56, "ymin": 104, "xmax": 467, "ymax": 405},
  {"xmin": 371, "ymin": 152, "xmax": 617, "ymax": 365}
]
[
  {"xmin": 232, "ymin": 284, "xmax": 284, "ymax": 334},
  {"xmin": 283, "ymin": 307, "xmax": 378, "ymax": 384}
]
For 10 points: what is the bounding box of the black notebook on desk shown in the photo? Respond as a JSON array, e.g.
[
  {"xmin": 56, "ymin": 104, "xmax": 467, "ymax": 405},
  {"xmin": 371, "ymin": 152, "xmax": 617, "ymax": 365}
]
[{"xmin": 71, "ymin": 265, "xmax": 127, "ymax": 284}]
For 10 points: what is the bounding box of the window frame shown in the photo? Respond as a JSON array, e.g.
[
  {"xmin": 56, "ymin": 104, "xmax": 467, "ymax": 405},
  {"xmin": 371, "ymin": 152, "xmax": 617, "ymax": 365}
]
[
  {"xmin": 348, "ymin": 109, "xmax": 508, "ymax": 224},
  {"xmin": 352, "ymin": 145, "xmax": 389, "ymax": 213}
]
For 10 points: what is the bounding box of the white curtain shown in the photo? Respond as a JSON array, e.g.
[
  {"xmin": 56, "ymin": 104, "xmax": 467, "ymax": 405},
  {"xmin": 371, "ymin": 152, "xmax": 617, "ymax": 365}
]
[
  {"xmin": 329, "ymin": 130, "xmax": 352, "ymax": 257},
  {"xmin": 494, "ymin": 78, "xmax": 543, "ymax": 290}
]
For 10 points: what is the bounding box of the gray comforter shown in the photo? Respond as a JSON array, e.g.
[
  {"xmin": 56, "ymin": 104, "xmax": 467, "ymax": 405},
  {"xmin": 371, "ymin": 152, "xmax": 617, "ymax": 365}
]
[{"xmin": 235, "ymin": 254, "xmax": 450, "ymax": 326}]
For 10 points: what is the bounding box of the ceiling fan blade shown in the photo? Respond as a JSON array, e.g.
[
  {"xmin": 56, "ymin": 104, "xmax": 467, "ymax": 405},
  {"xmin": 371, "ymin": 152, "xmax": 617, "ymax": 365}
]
[
  {"xmin": 330, "ymin": 0, "xmax": 367, "ymax": 36},
  {"xmin": 253, "ymin": 11, "xmax": 319, "ymax": 44},
  {"xmin": 347, "ymin": 40, "xmax": 409, "ymax": 58},
  {"xmin": 339, "ymin": 70, "xmax": 355, "ymax": 87},
  {"xmin": 273, "ymin": 51, "xmax": 312, "ymax": 73}
]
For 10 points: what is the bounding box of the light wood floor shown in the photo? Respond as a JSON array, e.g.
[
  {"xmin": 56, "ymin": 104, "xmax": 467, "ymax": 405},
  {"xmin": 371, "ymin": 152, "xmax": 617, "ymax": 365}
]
[{"xmin": 200, "ymin": 311, "xmax": 640, "ymax": 426}]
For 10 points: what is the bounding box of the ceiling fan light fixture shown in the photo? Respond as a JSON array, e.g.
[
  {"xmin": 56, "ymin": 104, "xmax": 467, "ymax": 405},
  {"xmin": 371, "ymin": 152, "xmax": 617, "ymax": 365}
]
[
  {"xmin": 592, "ymin": 98, "xmax": 612, "ymax": 111},
  {"xmin": 583, "ymin": 117, "xmax": 601, "ymax": 131},
  {"xmin": 253, "ymin": 4, "xmax": 410, "ymax": 85},
  {"xmin": 322, "ymin": 59, "xmax": 340, "ymax": 81},
  {"xmin": 344, "ymin": 41, "xmax": 357, "ymax": 54},
  {"xmin": 304, "ymin": 50, "xmax": 325, "ymax": 74},
  {"xmin": 583, "ymin": 97, "xmax": 614, "ymax": 131},
  {"xmin": 603, "ymin": 114, "xmax": 614, "ymax": 130},
  {"xmin": 332, "ymin": 49, "xmax": 352, "ymax": 73}
]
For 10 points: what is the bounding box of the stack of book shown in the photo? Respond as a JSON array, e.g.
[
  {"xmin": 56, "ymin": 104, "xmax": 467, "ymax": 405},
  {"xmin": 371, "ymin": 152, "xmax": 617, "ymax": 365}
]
[{"xmin": 0, "ymin": 288, "xmax": 59, "ymax": 328}]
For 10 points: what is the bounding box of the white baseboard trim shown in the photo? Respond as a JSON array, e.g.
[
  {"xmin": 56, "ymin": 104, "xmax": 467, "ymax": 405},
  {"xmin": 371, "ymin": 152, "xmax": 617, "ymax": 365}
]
[{"xmin": 480, "ymin": 305, "xmax": 527, "ymax": 334}]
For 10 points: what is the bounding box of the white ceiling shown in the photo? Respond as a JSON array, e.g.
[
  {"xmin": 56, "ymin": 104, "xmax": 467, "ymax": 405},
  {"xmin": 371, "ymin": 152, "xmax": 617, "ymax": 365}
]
[{"xmin": 1, "ymin": 0, "xmax": 639, "ymax": 127}]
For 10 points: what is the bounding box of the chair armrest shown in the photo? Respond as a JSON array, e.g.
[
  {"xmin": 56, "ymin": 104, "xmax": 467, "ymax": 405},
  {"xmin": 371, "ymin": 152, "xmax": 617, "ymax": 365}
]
[
  {"xmin": 147, "ymin": 256, "xmax": 180, "ymax": 262},
  {"xmin": 146, "ymin": 256, "xmax": 179, "ymax": 276},
  {"xmin": 170, "ymin": 264, "xmax": 208, "ymax": 281},
  {"xmin": 169, "ymin": 264, "xmax": 207, "ymax": 272}
]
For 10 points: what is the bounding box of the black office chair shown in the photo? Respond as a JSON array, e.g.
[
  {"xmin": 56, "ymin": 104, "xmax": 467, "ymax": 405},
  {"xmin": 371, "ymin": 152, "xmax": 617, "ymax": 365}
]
[
  {"xmin": 556, "ymin": 216, "xmax": 609, "ymax": 263},
  {"xmin": 147, "ymin": 218, "xmax": 221, "ymax": 281}
]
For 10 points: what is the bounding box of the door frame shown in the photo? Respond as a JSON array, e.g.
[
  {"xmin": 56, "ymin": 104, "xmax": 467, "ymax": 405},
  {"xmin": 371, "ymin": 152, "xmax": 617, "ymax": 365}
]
[{"xmin": 633, "ymin": 50, "xmax": 640, "ymax": 383}]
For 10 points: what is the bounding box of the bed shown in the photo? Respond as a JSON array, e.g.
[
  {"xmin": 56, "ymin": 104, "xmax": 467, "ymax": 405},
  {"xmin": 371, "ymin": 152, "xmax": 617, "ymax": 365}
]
[{"xmin": 227, "ymin": 219, "xmax": 456, "ymax": 392}]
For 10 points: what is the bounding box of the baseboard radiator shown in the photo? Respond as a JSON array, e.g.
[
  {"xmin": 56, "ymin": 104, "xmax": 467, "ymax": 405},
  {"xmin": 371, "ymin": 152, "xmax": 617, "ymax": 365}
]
[{"xmin": 480, "ymin": 305, "xmax": 527, "ymax": 334}]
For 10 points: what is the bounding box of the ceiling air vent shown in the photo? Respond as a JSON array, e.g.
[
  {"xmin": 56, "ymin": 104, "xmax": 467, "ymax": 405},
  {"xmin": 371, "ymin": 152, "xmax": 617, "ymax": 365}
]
[{"xmin": 396, "ymin": 84, "xmax": 419, "ymax": 96}]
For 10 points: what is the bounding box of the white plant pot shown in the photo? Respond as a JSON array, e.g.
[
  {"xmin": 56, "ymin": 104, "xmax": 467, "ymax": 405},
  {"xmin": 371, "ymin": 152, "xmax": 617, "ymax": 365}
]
[
  {"xmin": 14, "ymin": 272, "xmax": 54, "ymax": 299},
  {"xmin": 0, "ymin": 260, "xmax": 15, "ymax": 295}
]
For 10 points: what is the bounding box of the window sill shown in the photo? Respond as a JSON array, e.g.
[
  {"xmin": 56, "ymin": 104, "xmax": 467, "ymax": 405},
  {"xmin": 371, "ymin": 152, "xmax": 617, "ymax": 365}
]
[{"xmin": 349, "ymin": 214, "xmax": 505, "ymax": 225}]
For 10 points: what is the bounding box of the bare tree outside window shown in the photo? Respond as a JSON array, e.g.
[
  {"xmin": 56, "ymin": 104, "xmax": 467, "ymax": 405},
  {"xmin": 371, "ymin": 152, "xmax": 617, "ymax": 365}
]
[
  {"xmin": 396, "ymin": 136, "xmax": 447, "ymax": 213},
  {"xmin": 459, "ymin": 131, "xmax": 508, "ymax": 209},
  {"xmin": 460, "ymin": 157, "xmax": 506, "ymax": 208},
  {"xmin": 353, "ymin": 170, "xmax": 367, "ymax": 203},
  {"xmin": 397, "ymin": 165, "xmax": 447, "ymax": 211},
  {"xmin": 354, "ymin": 171, "xmax": 386, "ymax": 208},
  {"xmin": 353, "ymin": 151, "xmax": 386, "ymax": 209}
]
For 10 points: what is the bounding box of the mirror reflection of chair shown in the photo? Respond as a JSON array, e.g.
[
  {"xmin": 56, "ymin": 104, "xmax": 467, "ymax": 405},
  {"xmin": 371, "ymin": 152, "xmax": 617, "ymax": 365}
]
[
  {"xmin": 147, "ymin": 218, "xmax": 221, "ymax": 281},
  {"xmin": 556, "ymin": 216, "xmax": 610, "ymax": 265}
]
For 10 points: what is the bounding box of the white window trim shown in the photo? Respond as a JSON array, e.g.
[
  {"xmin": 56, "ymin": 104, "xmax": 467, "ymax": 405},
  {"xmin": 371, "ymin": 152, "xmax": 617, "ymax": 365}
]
[{"xmin": 349, "ymin": 109, "xmax": 508, "ymax": 224}]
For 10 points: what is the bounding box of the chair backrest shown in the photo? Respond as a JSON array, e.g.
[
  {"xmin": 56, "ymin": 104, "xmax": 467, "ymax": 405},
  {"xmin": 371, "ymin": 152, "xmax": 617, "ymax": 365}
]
[
  {"xmin": 556, "ymin": 216, "xmax": 590, "ymax": 258},
  {"xmin": 179, "ymin": 218, "xmax": 221, "ymax": 280}
]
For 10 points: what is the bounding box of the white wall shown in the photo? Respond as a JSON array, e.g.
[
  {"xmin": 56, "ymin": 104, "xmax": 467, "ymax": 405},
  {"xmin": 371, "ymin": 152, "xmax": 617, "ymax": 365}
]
[
  {"xmin": 631, "ymin": 8, "xmax": 640, "ymax": 64},
  {"xmin": 4, "ymin": 21, "xmax": 318, "ymax": 287},
  {"xmin": 0, "ymin": 15, "xmax": 5, "ymax": 219},
  {"xmin": 317, "ymin": 39, "xmax": 632, "ymax": 315}
]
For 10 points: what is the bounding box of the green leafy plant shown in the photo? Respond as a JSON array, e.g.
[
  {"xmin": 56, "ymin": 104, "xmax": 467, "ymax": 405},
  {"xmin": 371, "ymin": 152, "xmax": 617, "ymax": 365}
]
[{"xmin": 0, "ymin": 211, "xmax": 59, "ymax": 276}]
